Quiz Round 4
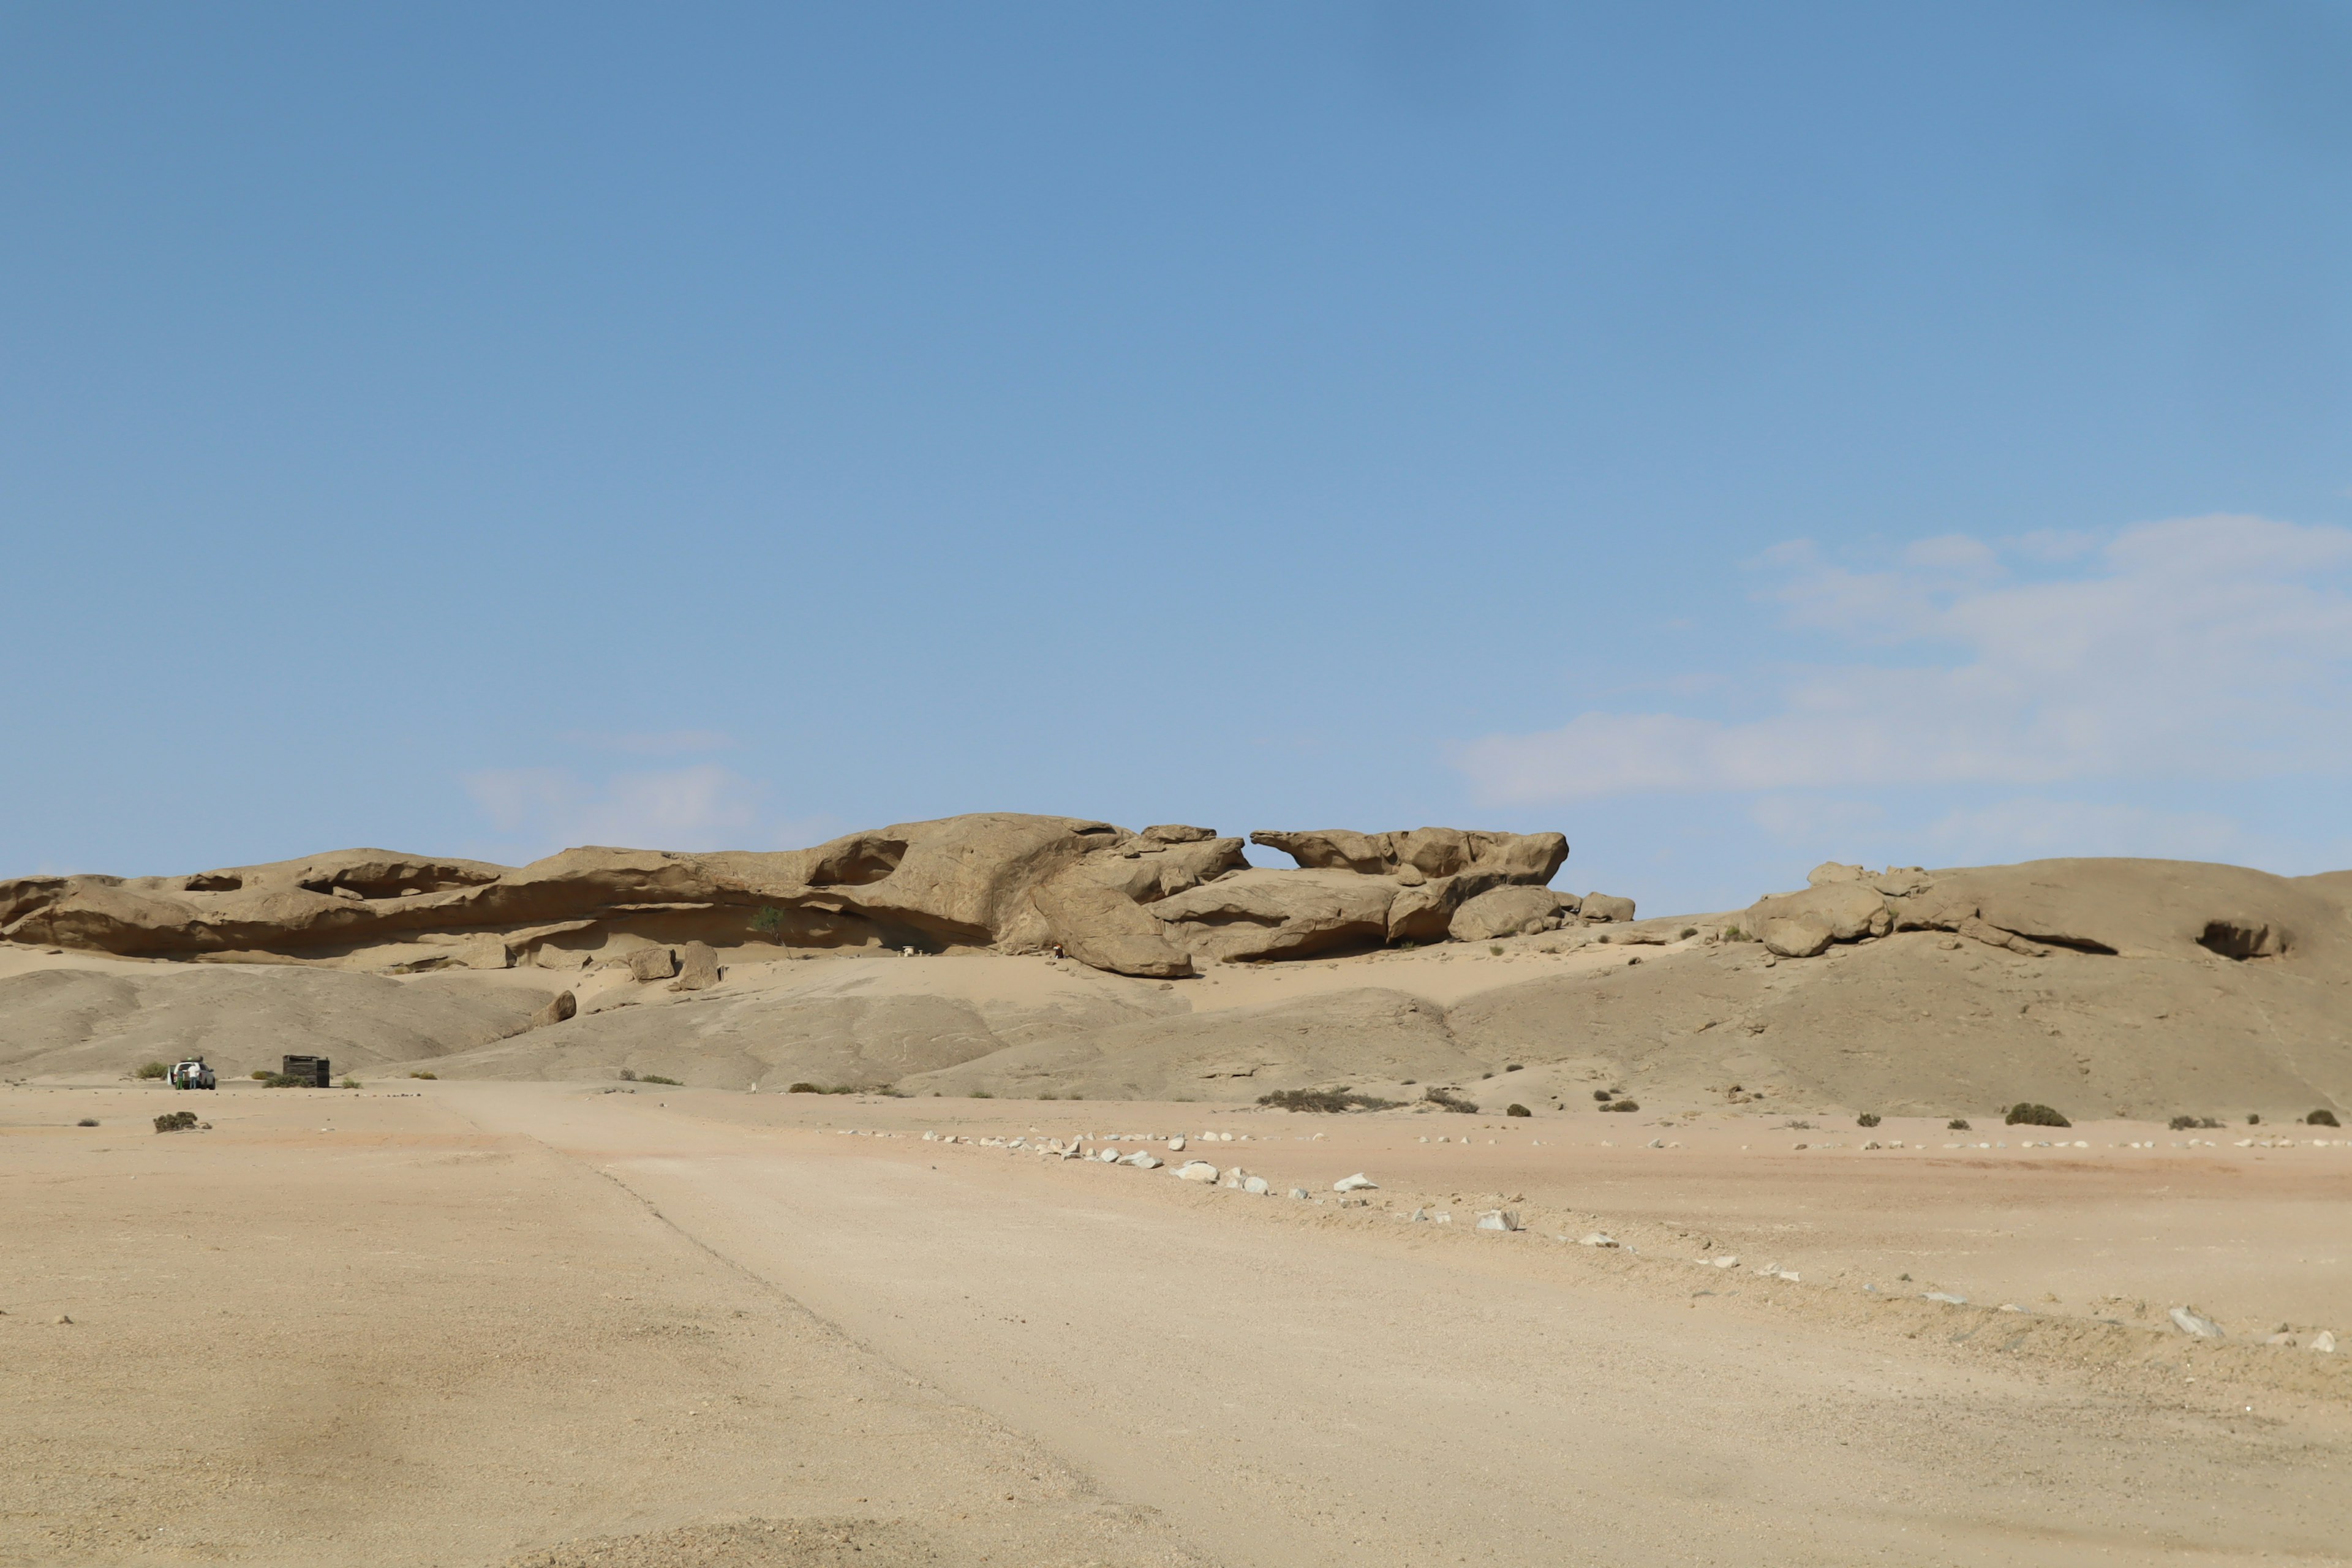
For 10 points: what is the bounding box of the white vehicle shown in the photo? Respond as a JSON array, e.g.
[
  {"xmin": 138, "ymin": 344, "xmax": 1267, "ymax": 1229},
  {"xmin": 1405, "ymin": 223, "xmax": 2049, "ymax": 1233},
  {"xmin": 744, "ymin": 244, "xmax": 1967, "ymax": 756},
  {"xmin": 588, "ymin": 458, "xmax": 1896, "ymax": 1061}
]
[{"xmin": 167, "ymin": 1058, "xmax": 217, "ymax": 1090}]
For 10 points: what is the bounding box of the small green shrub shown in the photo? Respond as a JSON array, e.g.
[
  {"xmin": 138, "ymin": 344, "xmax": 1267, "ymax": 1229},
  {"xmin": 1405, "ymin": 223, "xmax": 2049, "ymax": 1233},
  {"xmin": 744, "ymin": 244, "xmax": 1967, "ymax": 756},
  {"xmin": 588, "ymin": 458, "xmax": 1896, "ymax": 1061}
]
[
  {"xmin": 77, "ymin": 1118, "xmax": 98, "ymax": 1127},
  {"xmin": 1505, "ymin": 1104, "xmax": 1531, "ymax": 1117},
  {"xmin": 2169, "ymin": 1115, "xmax": 2224, "ymax": 1131},
  {"xmin": 1603, "ymin": 1099, "xmax": 1640, "ymax": 1114},
  {"xmin": 787, "ymin": 1082, "xmax": 819, "ymax": 1093},
  {"xmin": 1488, "ymin": 945, "xmax": 1504, "ymax": 956},
  {"xmin": 750, "ymin": 905, "xmax": 790, "ymax": 938},
  {"xmin": 2247, "ymin": 1113, "xmax": 2261, "ymax": 1125},
  {"xmin": 639, "ymin": 1074, "xmax": 682, "ymax": 1087},
  {"xmin": 1722, "ymin": 926, "xmax": 1749, "ymax": 942},
  {"xmin": 824, "ymin": 1085, "xmax": 858, "ymax": 1095},
  {"xmin": 970, "ymin": 1090, "xmax": 993, "ymax": 1098},
  {"xmin": 617, "ymin": 1068, "xmax": 637, "ymax": 1081},
  {"xmin": 1593, "ymin": 1089, "xmax": 1613, "ymax": 1102},
  {"xmin": 1947, "ymin": 1118, "xmax": 1970, "ymax": 1131},
  {"xmin": 1423, "ymin": 1087, "xmax": 1478, "ymax": 1114},
  {"xmin": 263, "ymin": 1072, "xmax": 305, "ymax": 1088},
  {"xmin": 410, "ymin": 1071, "xmax": 437, "ymax": 1080},
  {"xmin": 2005, "ymin": 1102, "xmax": 2070, "ymax": 1128},
  {"xmin": 2308, "ymin": 1109, "xmax": 2340, "ymax": 1127},
  {"xmin": 153, "ymin": 1110, "xmax": 198, "ymax": 1133},
  {"xmin": 1258, "ymin": 1087, "xmax": 1401, "ymax": 1113},
  {"xmin": 1856, "ymin": 1113, "xmax": 1880, "ymax": 1128},
  {"xmin": 1679, "ymin": 927, "xmax": 1697, "ymax": 940},
  {"xmin": 1506, "ymin": 1063, "xmax": 1523, "ymax": 1072},
  {"xmin": 135, "ymin": 1061, "xmax": 168, "ymax": 1080},
  {"xmin": 251, "ymin": 1070, "xmax": 271, "ymax": 1081},
  {"xmin": 339, "ymin": 1077, "xmax": 360, "ymax": 1088}
]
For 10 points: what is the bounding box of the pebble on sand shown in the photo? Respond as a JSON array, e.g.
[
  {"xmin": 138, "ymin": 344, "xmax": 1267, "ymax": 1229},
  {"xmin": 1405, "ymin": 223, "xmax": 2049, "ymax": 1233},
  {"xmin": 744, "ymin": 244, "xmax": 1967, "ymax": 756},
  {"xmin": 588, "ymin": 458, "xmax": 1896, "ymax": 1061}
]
[
  {"xmin": 1175, "ymin": 1161, "xmax": 1220, "ymax": 1183},
  {"xmin": 1333, "ymin": 1173, "xmax": 1378, "ymax": 1192},
  {"xmin": 2170, "ymin": 1306, "xmax": 2225, "ymax": 1339}
]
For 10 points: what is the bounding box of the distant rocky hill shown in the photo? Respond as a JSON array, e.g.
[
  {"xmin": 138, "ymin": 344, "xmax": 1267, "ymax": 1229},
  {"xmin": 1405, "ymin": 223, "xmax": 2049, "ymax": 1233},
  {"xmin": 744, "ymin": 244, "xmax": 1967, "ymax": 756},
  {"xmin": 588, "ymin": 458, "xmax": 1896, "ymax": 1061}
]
[{"xmin": 4, "ymin": 823, "xmax": 2346, "ymax": 1121}]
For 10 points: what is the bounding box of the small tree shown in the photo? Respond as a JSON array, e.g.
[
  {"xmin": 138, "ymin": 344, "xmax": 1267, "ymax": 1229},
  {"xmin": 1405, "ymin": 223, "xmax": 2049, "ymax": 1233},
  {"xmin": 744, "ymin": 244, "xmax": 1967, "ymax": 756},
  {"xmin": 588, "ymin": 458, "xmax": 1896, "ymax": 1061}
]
[
  {"xmin": 136, "ymin": 1061, "xmax": 168, "ymax": 1080},
  {"xmin": 2005, "ymin": 1102, "xmax": 2070, "ymax": 1128}
]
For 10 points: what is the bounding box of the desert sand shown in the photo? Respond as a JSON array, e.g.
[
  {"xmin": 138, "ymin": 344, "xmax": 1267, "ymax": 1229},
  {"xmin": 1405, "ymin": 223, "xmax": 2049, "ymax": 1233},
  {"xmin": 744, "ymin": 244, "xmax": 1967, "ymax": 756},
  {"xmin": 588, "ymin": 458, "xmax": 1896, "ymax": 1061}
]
[{"xmin": 6, "ymin": 823, "xmax": 2350, "ymax": 1564}]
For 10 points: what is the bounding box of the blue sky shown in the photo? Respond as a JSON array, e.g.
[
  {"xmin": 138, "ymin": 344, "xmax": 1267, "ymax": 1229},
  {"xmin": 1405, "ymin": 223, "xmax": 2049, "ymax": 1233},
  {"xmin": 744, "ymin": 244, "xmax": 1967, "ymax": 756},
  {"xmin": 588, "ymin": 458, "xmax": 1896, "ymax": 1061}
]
[{"xmin": 5, "ymin": 2, "xmax": 2350, "ymax": 916}]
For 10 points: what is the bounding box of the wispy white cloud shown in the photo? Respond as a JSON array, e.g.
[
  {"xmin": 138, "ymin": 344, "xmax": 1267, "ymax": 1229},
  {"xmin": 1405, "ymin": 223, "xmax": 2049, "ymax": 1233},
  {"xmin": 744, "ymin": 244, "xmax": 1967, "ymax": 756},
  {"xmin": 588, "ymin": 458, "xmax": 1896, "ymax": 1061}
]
[
  {"xmin": 466, "ymin": 764, "xmax": 772, "ymax": 853},
  {"xmin": 1457, "ymin": 514, "xmax": 2352, "ymax": 803}
]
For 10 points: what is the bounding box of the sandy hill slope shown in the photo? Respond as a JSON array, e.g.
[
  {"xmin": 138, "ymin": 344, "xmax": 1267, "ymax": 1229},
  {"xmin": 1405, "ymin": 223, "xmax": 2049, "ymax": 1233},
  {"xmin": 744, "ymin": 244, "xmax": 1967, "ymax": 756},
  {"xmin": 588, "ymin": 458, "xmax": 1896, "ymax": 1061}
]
[{"xmin": 4, "ymin": 854, "xmax": 2346, "ymax": 1123}]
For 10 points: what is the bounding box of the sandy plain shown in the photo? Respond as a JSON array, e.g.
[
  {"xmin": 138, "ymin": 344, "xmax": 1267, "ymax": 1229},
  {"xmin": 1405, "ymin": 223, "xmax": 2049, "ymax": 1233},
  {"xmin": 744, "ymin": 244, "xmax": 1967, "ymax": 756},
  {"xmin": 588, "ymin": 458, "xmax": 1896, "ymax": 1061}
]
[{"xmin": 6, "ymin": 1076, "xmax": 2350, "ymax": 1568}]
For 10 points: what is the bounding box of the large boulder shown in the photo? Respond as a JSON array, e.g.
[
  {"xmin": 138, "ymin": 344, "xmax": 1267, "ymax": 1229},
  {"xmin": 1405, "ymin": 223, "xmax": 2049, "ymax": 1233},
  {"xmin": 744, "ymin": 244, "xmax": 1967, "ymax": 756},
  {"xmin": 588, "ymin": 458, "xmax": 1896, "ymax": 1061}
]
[
  {"xmin": 1448, "ymin": 886, "xmax": 1572, "ymax": 942},
  {"xmin": 668, "ymin": 941, "xmax": 722, "ymax": 992},
  {"xmin": 1580, "ymin": 893, "xmax": 1636, "ymax": 924},
  {"xmin": 1030, "ymin": 870, "xmax": 1196, "ymax": 978},
  {"xmin": 1746, "ymin": 882, "xmax": 1891, "ymax": 957},
  {"xmin": 1150, "ymin": 869, "xmax": 1398, "ymax": 963}
]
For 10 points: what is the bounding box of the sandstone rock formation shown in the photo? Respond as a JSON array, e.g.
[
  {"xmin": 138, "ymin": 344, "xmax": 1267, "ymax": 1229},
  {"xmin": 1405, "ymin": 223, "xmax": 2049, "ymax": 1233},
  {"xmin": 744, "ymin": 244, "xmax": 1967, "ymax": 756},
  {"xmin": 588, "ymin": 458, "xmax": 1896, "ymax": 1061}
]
[
  {"xmin": 1447, "ymin": 886, "xmax": 1572, "ymax": 942},
  {"xmin": 0, "ymin": 815, "xmax": 1569, "ymax": 978}
]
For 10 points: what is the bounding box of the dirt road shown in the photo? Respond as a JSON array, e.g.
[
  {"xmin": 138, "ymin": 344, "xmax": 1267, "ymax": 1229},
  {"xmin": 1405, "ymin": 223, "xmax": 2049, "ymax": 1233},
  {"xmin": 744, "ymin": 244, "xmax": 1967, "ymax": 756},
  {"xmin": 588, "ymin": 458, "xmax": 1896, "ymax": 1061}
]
[
  {"xmin": 7, "ymin": 1079, "xmax": 2349, "ymax": 1567},
  {"xmin": 452, "ymin": 1085, "xmax": 2352, "ymax": 1567}
]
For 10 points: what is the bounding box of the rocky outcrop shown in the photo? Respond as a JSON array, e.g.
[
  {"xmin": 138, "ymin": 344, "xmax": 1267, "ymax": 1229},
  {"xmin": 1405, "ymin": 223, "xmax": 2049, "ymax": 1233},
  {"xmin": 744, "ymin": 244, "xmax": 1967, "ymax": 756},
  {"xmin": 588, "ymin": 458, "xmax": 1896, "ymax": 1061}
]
[
  {"xmin": 1744, "ymin": 858, "xmax": 2350, "ymax": 965},
  {"xmin": 0, "ymin": 814, "xmax": 1572, "ymax": 978},
  {"xmin": 1250, "ymin": 827, "xmax": 1567, "ymax": 884}
]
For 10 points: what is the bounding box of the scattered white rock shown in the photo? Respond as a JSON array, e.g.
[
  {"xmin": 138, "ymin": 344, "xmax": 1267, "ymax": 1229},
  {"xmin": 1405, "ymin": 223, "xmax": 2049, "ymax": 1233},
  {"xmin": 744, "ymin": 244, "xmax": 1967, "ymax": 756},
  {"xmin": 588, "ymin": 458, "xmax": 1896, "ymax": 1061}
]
[
  {"xmin": 1646, "ymin": 1138, "xmax": 1664, "ymax": 1148},
  {"xmin": 1243, "ymin": 1175, "xmax": 1271, "ymax": 1196},
  {"xmin": 1999, "ymin": 1303, "xmax": 2025, "ymax": 1313},
  {"xmin": 1096, "ymin": 1148, "xmax": 1120, "ymax": 1163},
  {"xmin": 1578, "ymin": 1232, "xmax": 1618, "ymax": 1248},
  {"xmin": 1774, "ymin": 1271, "xmax": 1800, "ymax": 1283},
  {"xmin": 1476, "ymin": 1210, "xmax": 1521, "ymax": 1232},
  {"xmin": 1289, "ymin": 1187, "xmax": 1310, "ymax": 1200},
  {"xmin": 1711, "ymin": 1255, "xmax": 1738, "ymax": 1268},
  {"xmin": 2170, "ymin": 1306, "xmax": 2225, "ymax": 1339},
  {"xmin": 1924, "ymin": 1291, "xmax": 1967, "ymax": 1305},
  {"xmin": 1168, "ymin": 1136, "xmax": 1186, "ymax": 1151},
  {"xmin": 1333, "ymin": 1173, "xmax": 1378, "ymax": 1192},
  {"xmin": 2313, "ymin": 1331, "xmax": 2337, "ymax": 1354},
  {"xmin": 1125, "ymin": 1153, "xmax": 1163, "ymax": 1169},
  {"xmin": 1175, "ymin": 1161, "xmax": 1220, "ymax": 1183}
]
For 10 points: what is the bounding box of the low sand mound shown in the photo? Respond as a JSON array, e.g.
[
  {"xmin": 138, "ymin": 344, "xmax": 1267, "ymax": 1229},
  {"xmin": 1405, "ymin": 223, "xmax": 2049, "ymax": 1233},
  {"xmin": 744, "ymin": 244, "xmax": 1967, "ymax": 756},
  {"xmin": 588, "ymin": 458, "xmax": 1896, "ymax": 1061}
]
[
  {"xmin": 897, "ymin": 987, "xmax": 1476, "ymax": 1101},
  {"xmin": 0, "ymin": 963, "xmax": 551, "ymax": 1079}
]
